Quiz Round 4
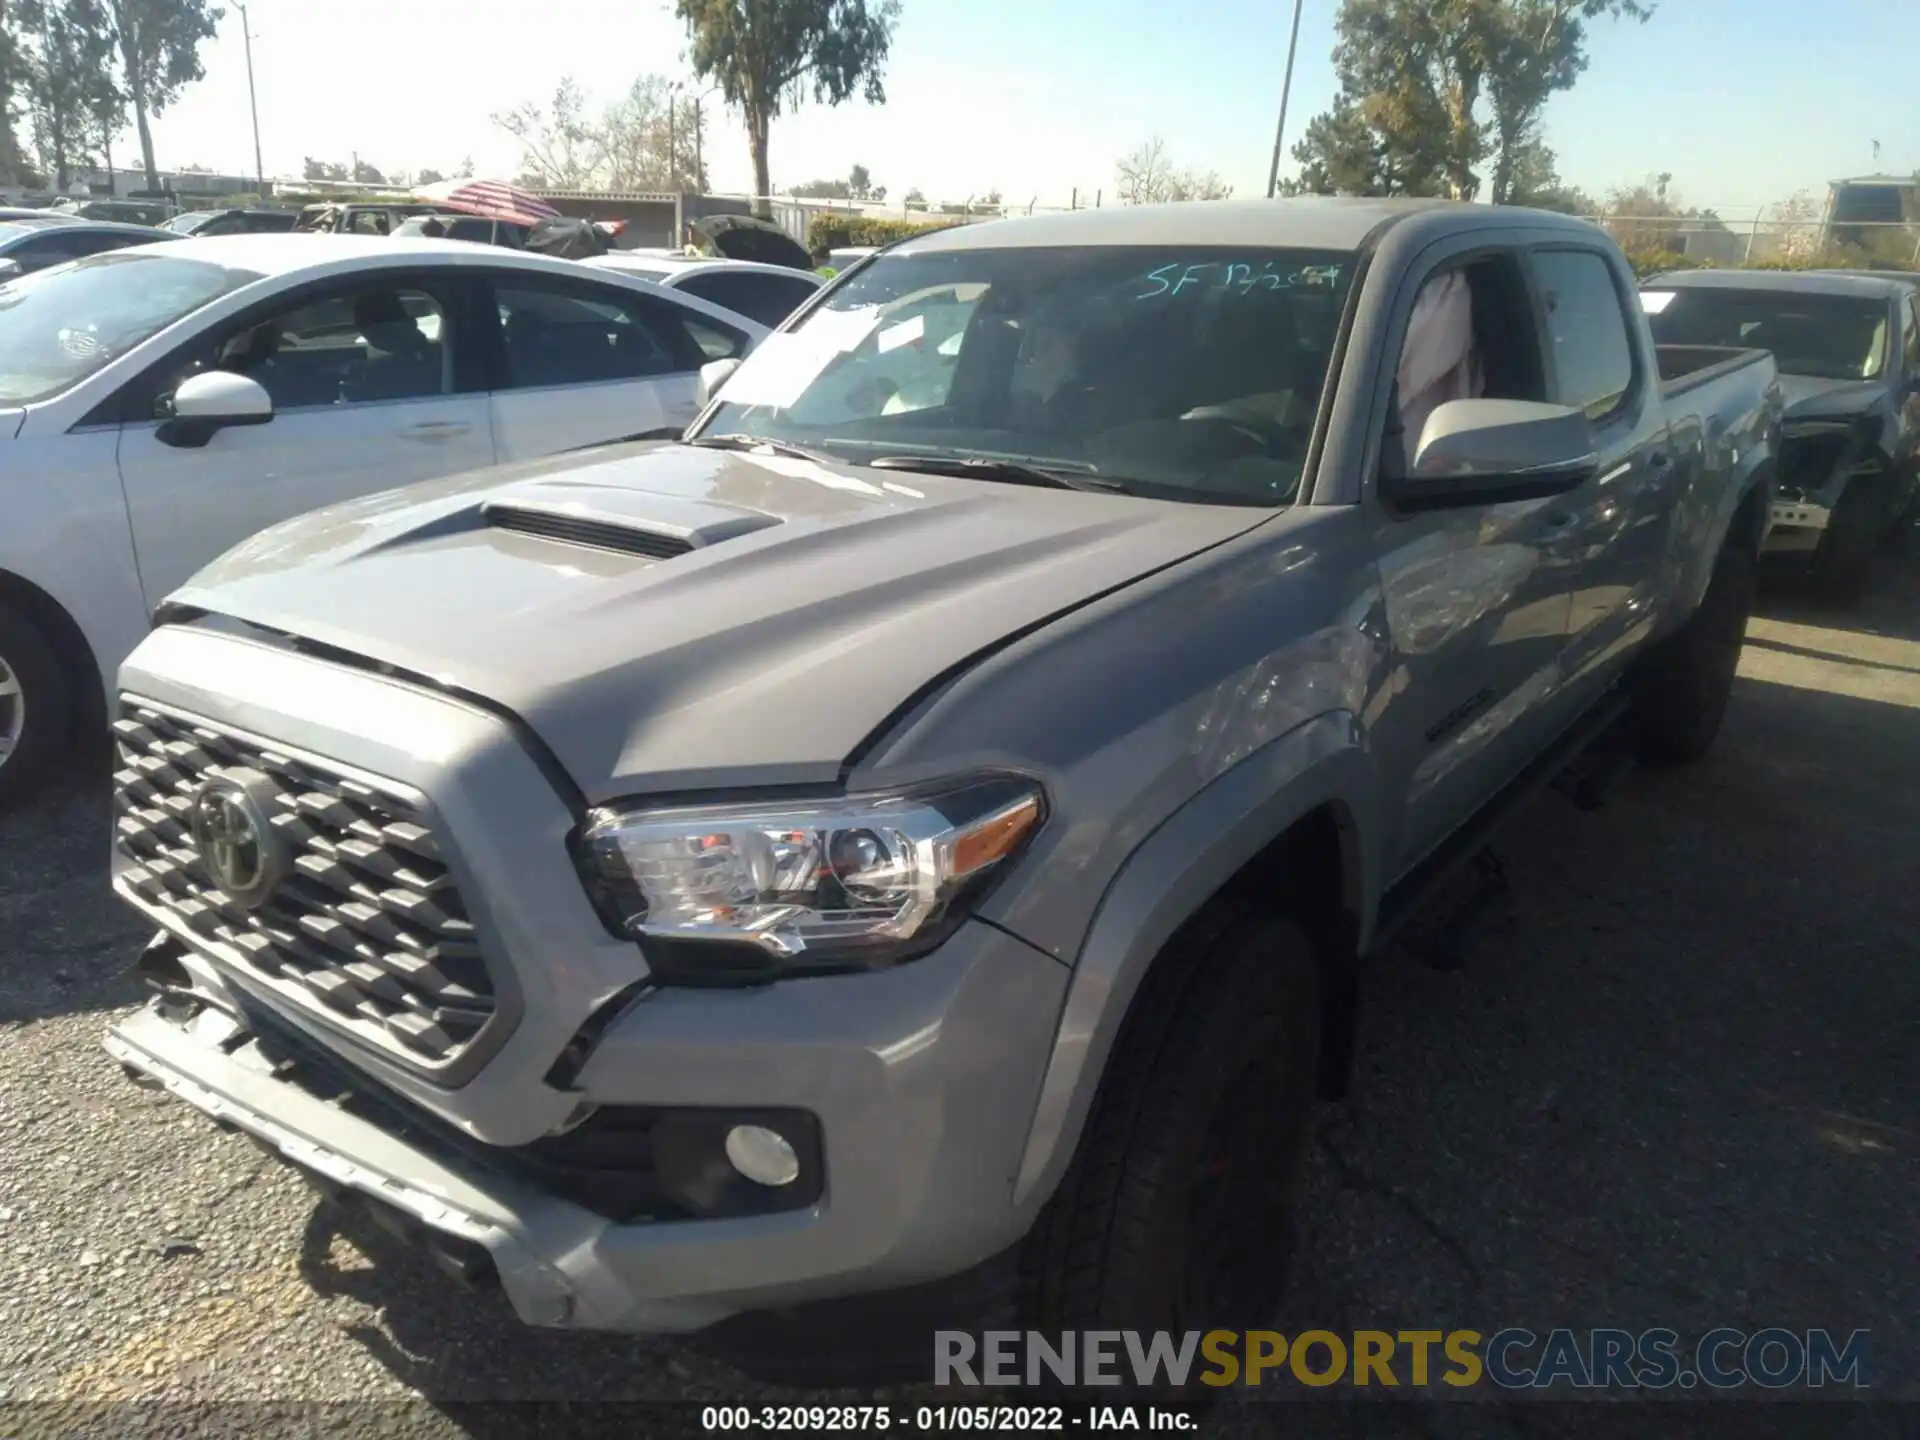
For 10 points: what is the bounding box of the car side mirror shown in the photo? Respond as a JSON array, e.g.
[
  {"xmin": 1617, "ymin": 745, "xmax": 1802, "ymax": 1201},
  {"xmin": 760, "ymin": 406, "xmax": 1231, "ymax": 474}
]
[
  {"xmin": 1390, "ymin": 399, "xmax": 1598, "ymax": 512},
  {"xmin": 697, "ymin": 357, "xmax": 742, "ymax": 408},
  {"xmin": 156, "ymin": 371, "xmax": 275, "ymax": 449}
]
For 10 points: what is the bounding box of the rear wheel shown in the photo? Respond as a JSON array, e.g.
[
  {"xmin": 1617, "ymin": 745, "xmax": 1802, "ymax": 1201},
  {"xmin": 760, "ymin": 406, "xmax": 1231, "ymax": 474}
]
[
  {"xmin": 0, "ymin": 603, "xmax": 71, "ymax": 806},
  {"xmin": 1626, "ymin": 535, "xmax": 1754, "ymax": 767}
]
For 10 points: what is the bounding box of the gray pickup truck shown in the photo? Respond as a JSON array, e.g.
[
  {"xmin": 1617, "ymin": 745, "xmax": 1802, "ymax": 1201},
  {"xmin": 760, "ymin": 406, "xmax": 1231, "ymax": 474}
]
[
  {"xmin": 1643, "ymin": 267, "xmax": 1920, "ymax": 602},
  {"xmin": 104, "ymin": 199, "xmax": 1779, "ymax": 1380}
]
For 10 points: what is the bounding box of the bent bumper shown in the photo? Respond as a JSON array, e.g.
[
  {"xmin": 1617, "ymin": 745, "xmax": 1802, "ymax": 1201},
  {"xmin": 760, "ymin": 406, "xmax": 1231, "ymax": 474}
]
[
  {"xmin": 1764, "ymin": 497, "xmax": 1831, "ymax": 554},
  {"xmin": 105, "ymin": 914, "xmax": 1069, "ymax": 1335}
]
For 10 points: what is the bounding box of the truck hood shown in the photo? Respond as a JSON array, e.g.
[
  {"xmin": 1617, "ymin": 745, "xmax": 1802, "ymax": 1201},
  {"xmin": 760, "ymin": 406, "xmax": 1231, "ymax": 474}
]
[
  {"xmin": 170, "ymin": 442, "xmax": 1263, "ymax": 801},
  {"xmin": 1779, "ymin": 374, "xmax": 1885, "ymax": 420}
]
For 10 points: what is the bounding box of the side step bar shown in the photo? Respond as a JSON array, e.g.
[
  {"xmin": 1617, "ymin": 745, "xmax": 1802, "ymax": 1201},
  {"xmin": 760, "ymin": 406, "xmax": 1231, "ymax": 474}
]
[{"xmin": 1373, "ymin": 691, "xmax": 1631, "ymax": 953}]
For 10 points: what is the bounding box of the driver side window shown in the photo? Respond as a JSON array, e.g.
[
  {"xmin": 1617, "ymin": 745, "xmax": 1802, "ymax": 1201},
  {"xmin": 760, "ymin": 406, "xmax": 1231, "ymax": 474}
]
[{"xmin": 147, "ymin": 284, "xmax": 453, "ymax": 417}]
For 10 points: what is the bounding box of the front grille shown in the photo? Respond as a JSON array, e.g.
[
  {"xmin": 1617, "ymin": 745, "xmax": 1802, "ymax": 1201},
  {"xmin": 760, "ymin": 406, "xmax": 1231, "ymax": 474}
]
[
  {"xmin": 481, "ymin": 503, "xmax": 694, "ymax": 560},
  {"xmin": 112, "ymin": 700, "xmax": 495, "ymax": 1068}
]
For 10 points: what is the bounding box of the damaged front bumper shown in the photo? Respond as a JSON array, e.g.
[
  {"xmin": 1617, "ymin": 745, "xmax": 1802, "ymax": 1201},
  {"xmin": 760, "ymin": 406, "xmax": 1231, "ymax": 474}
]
[{"xmin": 105, "ymin": 908, "xmax": 1069, "ymax": 1336}]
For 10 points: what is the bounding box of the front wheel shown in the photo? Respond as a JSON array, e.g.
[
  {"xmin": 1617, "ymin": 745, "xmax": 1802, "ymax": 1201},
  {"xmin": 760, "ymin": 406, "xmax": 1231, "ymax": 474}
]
[
  {"xmin": 0, "ymin": 603, "xmax": 71, "ymax": 806},
  {"xmin": 1625, "ymin": 535, "xmax": 1754, "ymax": 767},
  {"xmin": 1017, "ymin": 905, "xmax": 1323, "ymax": 1382}
]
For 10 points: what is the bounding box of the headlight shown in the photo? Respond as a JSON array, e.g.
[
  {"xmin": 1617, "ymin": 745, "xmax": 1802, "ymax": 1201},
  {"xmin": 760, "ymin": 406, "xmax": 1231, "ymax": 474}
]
[{"xmin": 574, "ymin": 775, "xmax": 1045, "ymax": 983}]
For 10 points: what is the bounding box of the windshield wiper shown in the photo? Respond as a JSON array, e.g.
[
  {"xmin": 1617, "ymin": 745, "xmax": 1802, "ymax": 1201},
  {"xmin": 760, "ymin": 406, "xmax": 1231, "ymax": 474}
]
[
  {"xmin": 864, "ymin": 454, "xmax": 1117, "ymax": 492},
  {"xmin": 686, "ymin": 433, "xmax": 841, "ymax": 467}
]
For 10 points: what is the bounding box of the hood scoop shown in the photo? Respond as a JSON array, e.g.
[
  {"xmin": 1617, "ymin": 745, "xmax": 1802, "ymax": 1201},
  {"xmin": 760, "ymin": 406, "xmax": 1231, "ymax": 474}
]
[
  {"xmin": 479, "ymin": 480, "xmax": 785, "ymax": 562},
  {"xmin": 484, "ymin": 502, "xmax": 697, "ymax": 560}
]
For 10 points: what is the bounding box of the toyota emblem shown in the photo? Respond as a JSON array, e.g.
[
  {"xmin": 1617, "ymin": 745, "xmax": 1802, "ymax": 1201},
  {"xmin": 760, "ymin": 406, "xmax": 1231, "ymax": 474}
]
[{"xmin": 190, "ymin": 770, "xmax": 286, "ymax": 908}]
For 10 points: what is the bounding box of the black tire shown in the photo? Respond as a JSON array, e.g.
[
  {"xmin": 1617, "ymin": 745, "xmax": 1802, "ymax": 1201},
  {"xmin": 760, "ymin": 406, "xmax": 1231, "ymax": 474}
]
[
  {"xmin": 1812, "ymin": 484, "xmax": 1880, "ymax": 605},
  {"xmin": 0, "ymin": 602, "xmax": 71, "ymax": 807},
  {"xmin": 1625, "ymin": 536, "xmax": 1754, "ymax": 768},
  {"xmin": 1016, "ymin": 904, "xmax": 1322, "ymax": 1392}
]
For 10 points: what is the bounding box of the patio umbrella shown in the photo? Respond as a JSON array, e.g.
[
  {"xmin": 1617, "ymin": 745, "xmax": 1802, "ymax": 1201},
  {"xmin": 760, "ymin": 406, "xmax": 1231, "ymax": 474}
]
[
  {"xmin": 689, "ymin": 213, "xmax": 812, "ymax": 270},
  {"xmin": 411, "ymin": 179, "xmax": 561, "ymax": 227}
]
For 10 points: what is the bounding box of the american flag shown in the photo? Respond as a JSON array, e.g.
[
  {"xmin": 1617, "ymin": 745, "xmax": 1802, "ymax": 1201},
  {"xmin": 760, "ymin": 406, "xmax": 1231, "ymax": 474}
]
[{"xmin": 412, "ymin": 180, "xmax": 561, "ymax": 227}]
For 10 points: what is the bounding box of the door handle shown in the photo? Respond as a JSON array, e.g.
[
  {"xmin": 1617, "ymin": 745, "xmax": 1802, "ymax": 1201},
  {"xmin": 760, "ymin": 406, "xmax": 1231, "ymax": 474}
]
[{"xmin": 399, "ymin": 420, "xmax": 471, "ymax": 442}]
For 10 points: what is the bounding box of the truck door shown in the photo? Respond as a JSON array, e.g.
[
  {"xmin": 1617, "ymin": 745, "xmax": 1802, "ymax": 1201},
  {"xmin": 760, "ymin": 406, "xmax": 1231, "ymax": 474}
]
[
  {"xmin": 1367, "ymin": 243, "xmax": 1582, "ymax": 877},
  {"xmin": 1523, "ymin": 242, "xmax": 1676, "ymax": 703}
]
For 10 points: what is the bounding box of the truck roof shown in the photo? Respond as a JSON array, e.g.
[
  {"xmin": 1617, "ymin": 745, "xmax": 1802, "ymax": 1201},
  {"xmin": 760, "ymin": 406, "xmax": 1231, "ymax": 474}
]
[
  {"xmin": 1646, "ymin": 268, "xmax": 1916, "ymax": 299},
  {"xmin": 892, "ymin": 197, "xmax": 1609, "ymax": 254}
]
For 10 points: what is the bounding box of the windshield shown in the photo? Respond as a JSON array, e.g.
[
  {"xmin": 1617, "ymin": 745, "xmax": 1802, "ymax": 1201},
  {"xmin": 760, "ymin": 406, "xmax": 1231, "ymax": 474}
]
[
  {"xmin": 0, "ymin": 250, "xmax": 260, "ymax": 404},
  {"xmin": 694, "ymin": 243, "xmax": 1356, "ymax": 506},
  {"xmin": 1644, "ymin": 288, "xmax": 1888, "ymax": 381}
]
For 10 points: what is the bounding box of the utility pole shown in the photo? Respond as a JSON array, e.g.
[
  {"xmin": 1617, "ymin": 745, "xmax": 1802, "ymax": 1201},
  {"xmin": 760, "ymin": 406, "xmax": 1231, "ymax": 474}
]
[
  {"xmin": 668, "ymin": 82, "xmax": 680, "ymax": 190},
  {"xmin": 235, "ymin": 1, "xmax": 265, "ymax": 197},
  {"xmin": 692, "ymin": 96, "xmax": 703, "ymax": 193},
  {"xmin": 1265, "ymin": 0, "xmax": 1306, "ymax": 198}
]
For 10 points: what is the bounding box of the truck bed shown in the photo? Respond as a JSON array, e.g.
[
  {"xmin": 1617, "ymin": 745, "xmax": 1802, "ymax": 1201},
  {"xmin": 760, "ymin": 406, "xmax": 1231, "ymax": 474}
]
[{"xmin": 1657, "ymin": 344, "xmax": 1771, "ymax": 399}]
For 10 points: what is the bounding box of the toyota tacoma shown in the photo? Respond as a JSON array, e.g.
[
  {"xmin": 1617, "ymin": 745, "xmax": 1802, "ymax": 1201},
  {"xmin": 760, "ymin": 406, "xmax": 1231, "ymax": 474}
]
[{"xmin": 104, "ymin": 199, "xmax": 1779, "ymax": 1380}]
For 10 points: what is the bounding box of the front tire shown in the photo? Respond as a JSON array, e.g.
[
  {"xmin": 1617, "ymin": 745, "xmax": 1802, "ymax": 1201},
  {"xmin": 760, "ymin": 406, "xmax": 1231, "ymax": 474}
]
[
  {"xmin": 1626, "ymin": 535, "xmax": 1754, "ymax": 768},
  {"xmin": 1812, "ymin": 483, "xmax": 1880, "ymax": 605},
  {"xmin": 0, "ymin": 603, "xmax": 71, "ymax": 806},
  {"xmin": 1017, "ymin": 905, "xmax": 1322, "ymax": 1385}
]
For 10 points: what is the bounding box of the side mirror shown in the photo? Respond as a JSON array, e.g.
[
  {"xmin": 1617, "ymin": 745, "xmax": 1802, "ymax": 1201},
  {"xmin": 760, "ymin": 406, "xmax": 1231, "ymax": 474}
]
[
  {"xmin": 156, "ymin": 371, "xmax": 275, "ymax": 449},
  {"xmin": 697, "ymin": 357, "xmax": 742, "ymax": 408},
  {"xmin": 0, "ymin": 257, "xmax": 20, "ymax": 284},
  {"xmin": 1392, "ymin": 399, "xmax": 1598, "ymax": 511}
]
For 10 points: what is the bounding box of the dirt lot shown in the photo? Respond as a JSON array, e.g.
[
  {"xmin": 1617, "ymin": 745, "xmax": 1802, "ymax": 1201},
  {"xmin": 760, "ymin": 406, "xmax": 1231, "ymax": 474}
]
[{"xmin": 1, "ymin": 553, "xmax": 1915, "ymax": 1435}]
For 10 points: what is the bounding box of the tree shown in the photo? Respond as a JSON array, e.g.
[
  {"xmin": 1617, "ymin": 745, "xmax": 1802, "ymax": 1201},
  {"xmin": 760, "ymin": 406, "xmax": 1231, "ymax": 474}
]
[
  {"xmin": 415, "ymin": 166, "xmax": 445, "ymax": 185},
  {"xmin": 351, "ymin": 157, "xmax": 384, "ymax": 184},
  {"xmin": 102, "ymin": 0, "xmax": 220, "ymax": 192},
  {"xmin": 1114, "ymin": 137, "xmax": 1232, "ymax": 204},
  {"xmin": 454, "ymin": 154, "xmax": 474, "ymax": 179},
  {"xmin": 903, "ymin": 185, "xmax": 925, "ymax": 210},
  {"xmin": 18, "ymin": 0, "xmax": 118, "ymax": 188},
  {"xmin": 848, "ymin": 162, "xmax": 871, "ymax": 198},
  {"xmin": 1770, "ymin": 189, "xmax": 1822, "ymax": 262},
  {"xmin": 494, "ymin": 73, "xmax": 704, "ymax": 192},
  {"xmin": 676, "ymin": 0, "xmax": 900, "ymax": 216},
  {"xmin": 493, "ymin": 77, "xmax": 600, "ymax": 188},
  {"xmin": 1288, "ymin": 0, "xmax": 1645, "ymax": 203},
  {"xmin": 790, "ymin": 175, "xmax": 849, "ymax": 198},
  {"xmin": 302, "ymin": 155, "xmax": 347, "ymax": 181},
  {"xmin": 1, "ymin": 0, "xmax": 38, "ymax": 184}
]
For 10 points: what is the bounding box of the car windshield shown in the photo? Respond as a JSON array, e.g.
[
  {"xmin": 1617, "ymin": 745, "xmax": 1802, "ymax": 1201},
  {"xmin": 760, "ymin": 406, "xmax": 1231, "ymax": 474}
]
[
  {"xmin": 1644, "ymin": 288, "xmax": 1888, "ymax": 380},
  {"xmin": 0, "ymin": 250, "xmax": 260, "ymax": 404},
  {"xmin": 694, "ymin": 243, "xmax": 1357, "ymax": 506}
]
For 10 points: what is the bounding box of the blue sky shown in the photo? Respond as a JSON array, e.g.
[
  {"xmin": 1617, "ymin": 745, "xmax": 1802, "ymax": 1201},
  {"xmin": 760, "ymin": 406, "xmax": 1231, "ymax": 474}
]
[{"xmin": 141, "ymin": 0, "xmax": 1919, "ymax": 218}]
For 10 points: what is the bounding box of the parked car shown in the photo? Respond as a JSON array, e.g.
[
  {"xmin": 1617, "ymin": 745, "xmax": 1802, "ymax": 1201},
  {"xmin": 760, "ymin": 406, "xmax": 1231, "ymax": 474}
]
[
  {"xmin": 0, "ymin": 216, "xmax": 171, "ymax": 280},
  {"xmin": 96, "ymin": 199, "xmax": 1778, "ymax": 1380},
  {"xmin": 162, "ymin": 208, "xmax": 301, "ymax": 237},
  {"xmin": 0, "ymin": 233, "xmax": 766, "ymax": 798},
  {"xmin": 294, "ymin": 202, "xmax": 446, "ymax": 236},
  {"xmin": 1644, "ymin": 268, "xmax": 1920, "ymax": 600},
  {"xmin": 391, "ymin": 213, "xmax": 531, "ymax": 248},
  {"xmin": 586, "ymin": 252, "xmax": 826, "ymax": 328},
  {"xmin": 0, "ymin": 205, "xmax": 79, "ymax": 222},
  {"xmin": 51, "ymin": 197, "xmax": 176, "ymax": 226}
]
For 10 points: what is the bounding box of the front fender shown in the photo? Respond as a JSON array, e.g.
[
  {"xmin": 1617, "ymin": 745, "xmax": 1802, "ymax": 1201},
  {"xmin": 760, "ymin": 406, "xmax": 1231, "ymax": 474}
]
[{"xmin": 1009, "ymin": 710, "xmax": 1381, "ymax": 1209}]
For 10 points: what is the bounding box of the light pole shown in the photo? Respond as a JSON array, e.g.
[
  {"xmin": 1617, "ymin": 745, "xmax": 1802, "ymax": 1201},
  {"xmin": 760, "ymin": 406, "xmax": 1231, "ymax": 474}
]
[
  {"xmin": 234, "ymin": 1, "xmax": 265, "ymax": 198},
  {"xmin": 1265, "ymin": 0, "xmax": 1306, "ymax": 199}
]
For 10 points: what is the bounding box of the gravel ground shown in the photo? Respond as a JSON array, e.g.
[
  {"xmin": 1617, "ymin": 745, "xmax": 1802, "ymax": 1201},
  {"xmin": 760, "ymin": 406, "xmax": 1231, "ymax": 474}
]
[{"xmin": 1, "ymin": 554, "xmax": 1916, "ymax": 1436}]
